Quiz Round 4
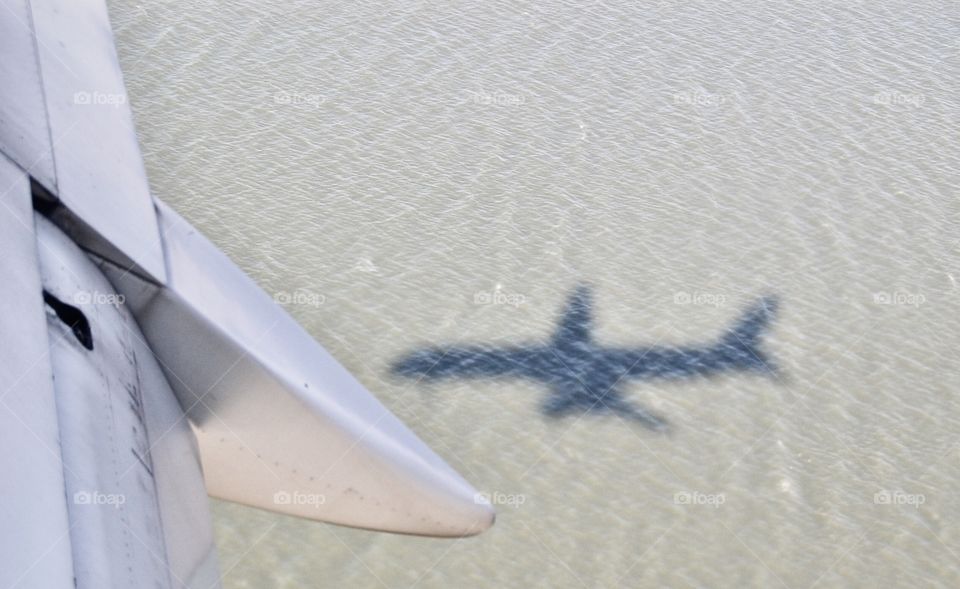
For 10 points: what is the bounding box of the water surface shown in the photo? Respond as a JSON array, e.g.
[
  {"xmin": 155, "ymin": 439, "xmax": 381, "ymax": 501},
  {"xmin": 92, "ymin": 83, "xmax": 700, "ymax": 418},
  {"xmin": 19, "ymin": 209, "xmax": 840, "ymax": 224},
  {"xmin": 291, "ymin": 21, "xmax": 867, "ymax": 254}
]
[{"xmin": 109, "ymin": 2, "xmax": 960, "ymax": 586}]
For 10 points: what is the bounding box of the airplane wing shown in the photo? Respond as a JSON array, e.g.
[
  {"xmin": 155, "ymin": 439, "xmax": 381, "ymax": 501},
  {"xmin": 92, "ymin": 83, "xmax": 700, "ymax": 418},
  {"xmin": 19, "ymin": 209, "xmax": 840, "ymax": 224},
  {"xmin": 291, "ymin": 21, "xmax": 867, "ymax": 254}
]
[{"xmin": 0, "ymin": 1, "xmax": 492, "ymax": 588}]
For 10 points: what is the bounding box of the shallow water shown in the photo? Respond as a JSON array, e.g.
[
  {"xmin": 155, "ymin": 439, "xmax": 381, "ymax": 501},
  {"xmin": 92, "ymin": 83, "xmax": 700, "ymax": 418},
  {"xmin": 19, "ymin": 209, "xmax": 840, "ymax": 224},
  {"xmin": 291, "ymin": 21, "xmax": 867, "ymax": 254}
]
[{"xmin": 108, "ymin": 1, "xmax": 959, "ymax": 587}]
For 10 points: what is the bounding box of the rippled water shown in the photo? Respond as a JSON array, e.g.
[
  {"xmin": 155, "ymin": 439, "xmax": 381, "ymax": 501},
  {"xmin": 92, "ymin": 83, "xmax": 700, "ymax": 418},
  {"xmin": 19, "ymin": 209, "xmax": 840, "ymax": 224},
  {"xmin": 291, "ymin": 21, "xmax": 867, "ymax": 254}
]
[{"xmin": 108, "ymin": 1, "xmax": 959, "ymax": 587}]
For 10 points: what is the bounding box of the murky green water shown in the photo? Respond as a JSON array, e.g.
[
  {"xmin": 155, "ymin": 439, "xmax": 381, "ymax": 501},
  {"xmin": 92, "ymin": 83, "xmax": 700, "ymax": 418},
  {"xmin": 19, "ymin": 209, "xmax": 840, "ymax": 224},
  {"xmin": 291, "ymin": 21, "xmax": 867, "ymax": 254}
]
[{"xmin": 108, "ymin": 1, "xmax": 959, "ymax": 586}]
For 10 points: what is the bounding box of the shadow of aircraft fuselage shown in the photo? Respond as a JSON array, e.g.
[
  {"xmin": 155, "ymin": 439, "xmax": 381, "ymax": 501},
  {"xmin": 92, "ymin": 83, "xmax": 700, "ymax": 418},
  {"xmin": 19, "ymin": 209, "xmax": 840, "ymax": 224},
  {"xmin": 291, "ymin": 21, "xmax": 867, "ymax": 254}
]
[{"xmin": 392, "ymin": 286, "xmax": 779, "ymax": 431}]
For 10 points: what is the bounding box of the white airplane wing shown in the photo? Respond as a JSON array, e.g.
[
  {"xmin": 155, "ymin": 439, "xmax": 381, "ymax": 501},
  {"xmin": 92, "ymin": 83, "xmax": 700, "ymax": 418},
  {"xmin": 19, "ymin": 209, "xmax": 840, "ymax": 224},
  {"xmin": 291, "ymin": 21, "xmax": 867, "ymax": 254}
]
[{"xmin": 0, "ymin": 1, "xmax": 493, "ymax": 588}]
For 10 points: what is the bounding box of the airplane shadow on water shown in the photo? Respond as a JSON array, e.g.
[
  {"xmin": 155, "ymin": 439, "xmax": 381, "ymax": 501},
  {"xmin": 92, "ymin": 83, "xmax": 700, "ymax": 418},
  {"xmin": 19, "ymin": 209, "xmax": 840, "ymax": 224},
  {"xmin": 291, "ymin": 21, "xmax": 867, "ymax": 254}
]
[{"xmin": 391, "ymin": 286, "xmax": 780, "ymax": 432}]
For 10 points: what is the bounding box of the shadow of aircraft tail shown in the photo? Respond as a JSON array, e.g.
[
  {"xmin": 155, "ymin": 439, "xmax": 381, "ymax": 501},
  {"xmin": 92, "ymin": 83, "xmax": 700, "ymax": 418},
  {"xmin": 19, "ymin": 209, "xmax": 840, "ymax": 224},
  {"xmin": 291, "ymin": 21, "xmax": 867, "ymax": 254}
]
[{"xmin": 713, "ymin": 295, "xmax": 779, "ymax": 374}]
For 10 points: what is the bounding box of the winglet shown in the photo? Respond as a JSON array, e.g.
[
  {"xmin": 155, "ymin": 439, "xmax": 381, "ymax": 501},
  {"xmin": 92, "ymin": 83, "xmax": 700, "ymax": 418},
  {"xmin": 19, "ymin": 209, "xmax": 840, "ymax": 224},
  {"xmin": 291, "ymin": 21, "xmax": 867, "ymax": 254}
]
[{"xmin": 101, "ymin": 201, "xmax": 495, "ymax": 537}]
